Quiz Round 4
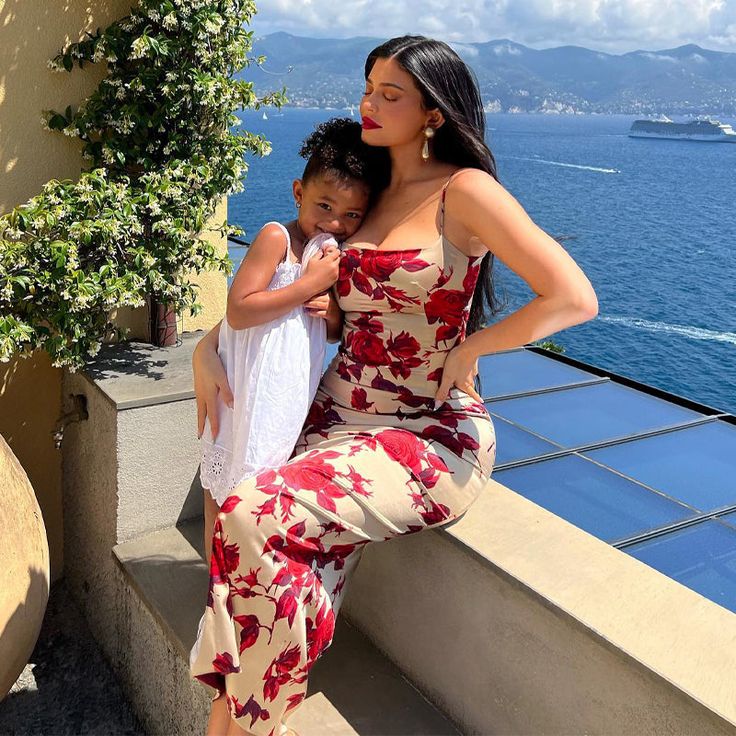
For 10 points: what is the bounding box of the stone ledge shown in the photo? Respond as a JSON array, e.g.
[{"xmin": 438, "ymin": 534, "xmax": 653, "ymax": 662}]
[
  {"xmin": 439, "ymin": 479, "xmax": 736, "ymax": 728},
  {"xmin": 112, "ymin": 519, "xmax": 461, "ymax": 736},
  {"xmin": 340, "ymin": 480, "xmax": 736, "ymax": 735},
  {"xmin": 82, "ymin": 332, "xmax": 202, "ymax": 411}
]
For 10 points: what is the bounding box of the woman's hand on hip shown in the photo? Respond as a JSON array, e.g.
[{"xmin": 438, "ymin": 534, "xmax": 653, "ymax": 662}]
[
  {"xmin": 435, "ymin": 342, "xmax": 483, "ymax": 405},
  {"xmin": 193, "ymin": 331, "xmax": 233, "ymax": 440}
]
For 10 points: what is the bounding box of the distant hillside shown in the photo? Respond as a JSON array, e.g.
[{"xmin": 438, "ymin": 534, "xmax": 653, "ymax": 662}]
[{"xmin": 240, "ymin": 33, "xmax": 736, "ymax": 115}]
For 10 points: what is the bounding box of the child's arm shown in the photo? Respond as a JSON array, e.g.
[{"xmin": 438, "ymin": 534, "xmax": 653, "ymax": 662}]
[{"xmin": 226, "ymin": 224, "xmax": 339, "ymax": 330}]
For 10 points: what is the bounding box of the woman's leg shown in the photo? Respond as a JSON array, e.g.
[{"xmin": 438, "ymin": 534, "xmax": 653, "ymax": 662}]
[
  {"xmin": 191, "ymin": 426, "xmax": 484, "ymax": 735},
  {"xmin": 203, "ymin": 488, "xmax": 221, "ymax": 566},
  {"xmin": 208, "ymin": 692, "xmax": 237, "ymax": 735}
]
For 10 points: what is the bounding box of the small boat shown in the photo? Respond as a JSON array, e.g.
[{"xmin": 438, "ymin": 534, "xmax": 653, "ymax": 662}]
[{"xmin": 262, "ymin": 111, "xmax": 268, "ymax": 120}]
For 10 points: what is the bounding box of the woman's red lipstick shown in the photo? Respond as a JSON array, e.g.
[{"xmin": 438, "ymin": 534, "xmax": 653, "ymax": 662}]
[{"xmin": 361, "ymin": 117, "xmax": 382, "ymax": 130}]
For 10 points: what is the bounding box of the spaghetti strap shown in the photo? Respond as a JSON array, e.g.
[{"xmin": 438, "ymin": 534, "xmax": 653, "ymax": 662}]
[
  {"xmin": 439, "ymin": 169, "xmax": 466, "ymax": 237},
  {"xmin": 264, "ymin": 220, "xmax": 293, "ymax": 263}
]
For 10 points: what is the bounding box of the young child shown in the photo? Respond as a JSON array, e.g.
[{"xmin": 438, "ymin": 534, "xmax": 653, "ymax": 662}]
[{"xmin": 198, "ymin": 118, "xmax": 387, "ymax": 561}]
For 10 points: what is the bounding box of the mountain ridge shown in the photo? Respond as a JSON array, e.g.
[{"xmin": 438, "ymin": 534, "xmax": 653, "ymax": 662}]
[{"xmin": 241, "ymin": 33, "xmax": 736, "ymax": 115}]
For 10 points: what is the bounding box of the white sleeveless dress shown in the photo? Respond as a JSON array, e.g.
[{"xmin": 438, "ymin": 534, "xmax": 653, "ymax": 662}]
[{"xmin": 199, "ymin": 223, "xmax": 336, "ymax": 505}]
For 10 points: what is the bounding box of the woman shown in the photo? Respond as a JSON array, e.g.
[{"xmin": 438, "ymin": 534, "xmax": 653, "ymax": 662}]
[{"xmin": 190, "ymin": 35, "xmax": 598, "ymax": 736}]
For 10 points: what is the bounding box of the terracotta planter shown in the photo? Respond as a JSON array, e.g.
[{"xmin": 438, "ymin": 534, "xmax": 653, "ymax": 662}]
[
  {"xmin": 150, "ymin": 297, "xmax": 178, "ymax": 347},
  {"xmin": 0, "ymin": 434, "xmax": 50, "ymax": 699}
]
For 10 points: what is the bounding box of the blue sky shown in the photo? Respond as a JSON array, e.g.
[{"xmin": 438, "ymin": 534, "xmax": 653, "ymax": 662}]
[{"xmin": 250, "ymin": 0, "xmax": 736, "ymax": 54}]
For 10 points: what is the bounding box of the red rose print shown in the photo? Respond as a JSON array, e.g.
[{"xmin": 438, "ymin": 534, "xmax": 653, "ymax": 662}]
[
  {"xmin": 387, "ymin": 331, "xmax": 420, "ymax": 360},
  {"xmin": 274, "ymin": 642, "xmax": 302, "ymax": 674},
  {"xmin": 280, "ymin": 456, "xmax": 335, "ymax": 492},
  {"xmin": 275, "ymin": 590, "xmax": 298, "ymax": 627},
  {"xmin": 360, "ymin": 251, "xmax": 404, "ymax": 280},
  {"xmin": 211, "ymin": 533, "xmax": 240, "ymax": 577},
  {"xmin": 424, "ymin": 288, "xmax": 467, "ymax": 326},
  {"xmin": 375, "ymin": 429, "xmax": 425, "ymax": 472},
  {"xmin": 234, "ymin": 614, "xmax": 261, "ymax": 652},
  {"xmin": 350, "ymin": 387, "xmax": 374, "ymax": 410},
  {"xmin": 420, "ymin": 500, "xmax": 451, "ymax": 525},
  {"xmin": 371, "ymin": 374, "xmax": 398, "ymax": 393},
  {"xmin": 353, "ymin": 313, "xmax": 383, "ymax": 333},
  {"xmin": 462, "ymin": 260, "xmax": 481, "ymax": 293},
  {"xmin": 220, "ymin": 495, "xmax": 242, "ymax": 513},
  {"xmin": 352, "ymin": 270, "xmax": 374, "ymax": 297},
  {"xmin": 350, "ymin": 330, "xmax": 389, "ymax": 365},
  {"xmin": 212, "ymin": 651, "xmax": 239, "ymax": 674},
  {"xmin": 231, "ymin": 694, "xmax": 270, "ymax": 726}
]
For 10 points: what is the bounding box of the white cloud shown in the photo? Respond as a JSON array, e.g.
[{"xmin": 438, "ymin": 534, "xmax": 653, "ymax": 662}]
[
  {"xmin": 493, "ymin": 43, "xmax": 523, "ymax": 55},
  {"xmin": 638, "ymin": 52, "xmax": 678, "ymax": 61},
  {"xmin": 250, "ymin": 0, "xmax": 736, "ymax": 53}
]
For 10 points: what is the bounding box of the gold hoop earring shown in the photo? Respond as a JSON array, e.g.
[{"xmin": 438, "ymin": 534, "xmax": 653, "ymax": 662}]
[{"xmin": 421, "ymin": 126, "xmax": 435, "ymax": 162}]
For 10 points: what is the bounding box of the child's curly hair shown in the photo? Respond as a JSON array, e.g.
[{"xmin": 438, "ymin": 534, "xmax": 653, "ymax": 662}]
[{"xmin": 299, "ymin": 117, "xmax": 389, "ymax": 199}]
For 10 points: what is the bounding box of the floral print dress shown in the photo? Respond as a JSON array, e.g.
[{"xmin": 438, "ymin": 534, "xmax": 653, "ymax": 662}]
[{"xmin": 189, "ymin": 173, "xmax": 497, "ymax": 735}]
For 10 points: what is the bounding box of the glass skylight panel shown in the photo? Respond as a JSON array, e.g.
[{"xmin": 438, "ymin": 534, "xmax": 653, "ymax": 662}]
[
  {"xmin": 493, "ymin": 455, "xmax": 695, "ymax": 543},
  {"xmin": 490, "ymin": 382, "xmax": 704, "ymax": 448},
  {"xmin": 584, "ymin": 421, "xmax": 736, "ymax": 512},
  {"xmin": 489, "ymin": 413, "xmax": 560, "ymax": 465},
  {"xmin": 477, "ymin": 349, "xmax": 598, "ymax": 398},
  {"xmin": 624, "ymin": 521, "xmax": 736, "ymax": 615}
]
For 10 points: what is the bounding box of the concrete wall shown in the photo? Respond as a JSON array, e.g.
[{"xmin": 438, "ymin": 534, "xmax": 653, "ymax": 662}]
[
  {"xmin": 0, "ymin": 0, "xmax": 227, "ymax": 581},
  {"xmin": 343, "ymin": 482, "xmax": 736, "ymax": 735}
]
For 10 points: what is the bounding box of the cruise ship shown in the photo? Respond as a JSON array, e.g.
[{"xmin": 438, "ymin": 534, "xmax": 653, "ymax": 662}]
[{"xmin": 629, "ymin": 116, "xmax": 736, "ymax": 142}]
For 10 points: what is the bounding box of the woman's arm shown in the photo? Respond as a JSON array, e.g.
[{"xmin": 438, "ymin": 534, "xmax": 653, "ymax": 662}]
[
  {"xmin": 304, "ymin": 287, "xmax": 344, "ymax": 342},
  {"xmin": 325, "ymin": 289, "xmax": 345, "ymax": 342},
  {"xmin": 226, "ymin": 225, "xmax": 340, "ymax": 330},
  {"xmin": 435, "ymin": 170, "xmax": 598, "ymax": 402}
]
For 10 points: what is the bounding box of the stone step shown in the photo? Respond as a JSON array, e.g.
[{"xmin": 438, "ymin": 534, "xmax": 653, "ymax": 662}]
[{"xmin": 113, "ymin": 518, "xmax": 461, "ymax": 736}]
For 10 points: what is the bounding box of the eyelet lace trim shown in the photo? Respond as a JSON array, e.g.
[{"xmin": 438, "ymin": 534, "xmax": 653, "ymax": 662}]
[{"xmin": 200, "ymin": 439, "xmax": 282, "ymax": 506}]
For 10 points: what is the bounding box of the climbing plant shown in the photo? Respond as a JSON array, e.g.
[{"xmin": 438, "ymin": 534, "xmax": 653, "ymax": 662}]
[{"xmin": 0, "ymin": 0, "xmax": 284, "ymax": 369}]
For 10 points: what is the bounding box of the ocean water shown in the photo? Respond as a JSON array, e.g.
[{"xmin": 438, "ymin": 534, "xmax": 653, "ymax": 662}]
[{"xmin": 229, "ymin": 109, "xmax": 735, "ymax": 415}]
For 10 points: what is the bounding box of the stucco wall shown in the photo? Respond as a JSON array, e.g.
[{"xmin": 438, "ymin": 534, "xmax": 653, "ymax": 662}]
[{"xmin": 0, "ymin": 0, "xmax": 227, "ymax": 581}]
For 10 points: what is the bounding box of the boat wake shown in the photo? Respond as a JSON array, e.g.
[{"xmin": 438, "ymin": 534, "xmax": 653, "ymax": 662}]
[
  {"xmin": 599, "ymin": 315, "xmax": 736, "ymax": 345},
  {"xmin": 507, "ymin": 155, "xmax": 620, "ymax": 174}
]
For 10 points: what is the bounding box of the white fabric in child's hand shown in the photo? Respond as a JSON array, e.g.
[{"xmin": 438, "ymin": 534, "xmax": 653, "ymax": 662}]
[{"xmin": 301, "ymin": 232, "xmax": 340, "ymax": 266}]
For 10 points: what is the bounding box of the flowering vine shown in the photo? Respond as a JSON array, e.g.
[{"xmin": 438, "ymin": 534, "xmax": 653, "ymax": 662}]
[{"xmin": 0, "ymin": 0, "xmax": 285, "ymax": 369}]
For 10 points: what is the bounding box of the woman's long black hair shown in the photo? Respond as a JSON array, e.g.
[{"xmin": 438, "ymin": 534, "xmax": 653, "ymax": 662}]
[{"xmin": 365, "ymin": 35, "xmax": 506, "ymax": 335}]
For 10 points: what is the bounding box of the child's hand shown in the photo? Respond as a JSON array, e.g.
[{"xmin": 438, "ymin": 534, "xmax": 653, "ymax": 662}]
[{"xmin": 302, "ymin": 246, "xmax": 340, "ymax": 293}]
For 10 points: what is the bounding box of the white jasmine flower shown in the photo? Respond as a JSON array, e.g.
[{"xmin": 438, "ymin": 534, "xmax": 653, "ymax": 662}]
[
  {"xmin": 129, "ymin": 37, "xmax": 148, "ymax": 60},
  {"xmin": 162, "ymin": 12, "xmax": 177, "ymax": 30}
]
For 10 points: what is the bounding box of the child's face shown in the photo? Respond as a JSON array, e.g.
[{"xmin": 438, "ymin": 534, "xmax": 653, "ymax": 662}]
[{"xmin": 292, "ymin": 173, "xmax": 370, "ymax": 241}]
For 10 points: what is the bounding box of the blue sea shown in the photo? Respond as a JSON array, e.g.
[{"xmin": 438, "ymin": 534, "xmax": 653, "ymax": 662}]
[{"xmin": 229, "ymin": 109, "xmax": 736, "ymax": 415}]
